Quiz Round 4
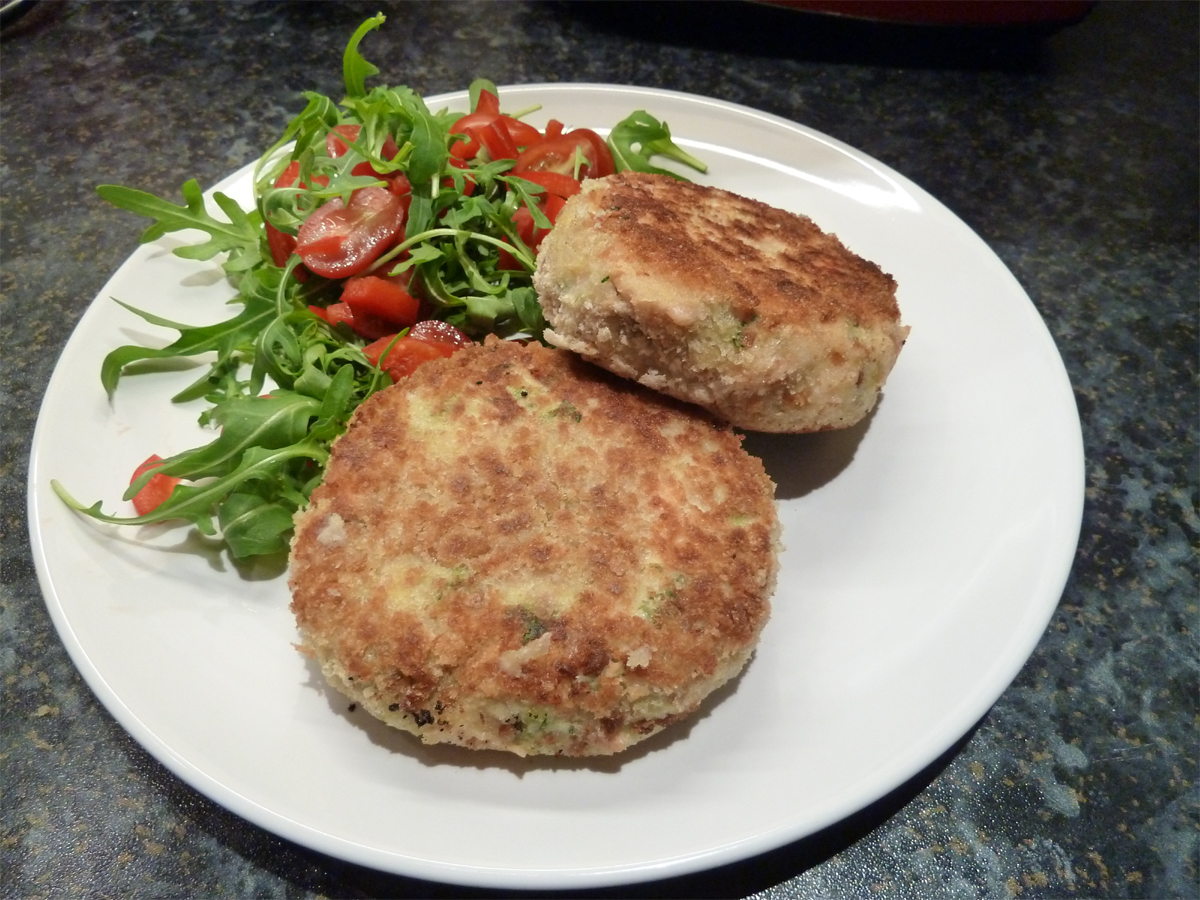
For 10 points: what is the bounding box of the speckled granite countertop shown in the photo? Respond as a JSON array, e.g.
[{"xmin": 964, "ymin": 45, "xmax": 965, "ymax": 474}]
[{"xmin": 2, "ymin": 2, "xmax": 1196, "ymax": 897}]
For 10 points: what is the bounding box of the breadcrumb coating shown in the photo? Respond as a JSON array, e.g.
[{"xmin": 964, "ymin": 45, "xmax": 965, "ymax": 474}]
[
  {"xmin": 534, "ymin": 172, "xmax": 908, "ymax": 433},
  {"xmin": 289, "ymin": 337, "xmax": 780, "ymax": 756}
]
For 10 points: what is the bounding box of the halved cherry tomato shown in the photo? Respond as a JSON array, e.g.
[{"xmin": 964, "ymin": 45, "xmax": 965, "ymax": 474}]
[
  {"xmin": 130, "ymin": 454, "xmax": 181, "ymax": 516},
  {"xmin": 408, "ymin": 319, "xmax": 475, "ymax": 350},
  {"xmin": 295, "ymin": 186, "xmax": 405, "ymax": 279},
  {"xmin": 363, "ymin": 320, "xmax": 474, "ymax": 383},
  {"xmin": 512, "ymin": 129, "xmax": 614, "ymax": 180},
  {"xmin": 340, "ymin": 275, "xmax": 420, "ymax": 326}
]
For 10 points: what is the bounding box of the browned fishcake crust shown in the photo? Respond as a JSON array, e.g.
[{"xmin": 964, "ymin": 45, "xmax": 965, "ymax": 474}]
[
  {"xmin": 289, "ymin": 337, "xmax": 780, "ymax": 756},
  {"xmin": 534, "ymin": 172, "xmax": 909, "ymax": 433}
]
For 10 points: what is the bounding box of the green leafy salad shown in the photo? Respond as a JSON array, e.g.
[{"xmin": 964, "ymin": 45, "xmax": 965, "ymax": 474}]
[{"xmin": 52, "ymin": 14, "xmax": 707, "ymax": 561}]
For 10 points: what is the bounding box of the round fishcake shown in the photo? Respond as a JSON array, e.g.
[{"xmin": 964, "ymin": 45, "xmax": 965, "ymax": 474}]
[
  {"xmin": 534, "ymin": 172, "xmax": 909, "ymax": 433},
  {"xmin": 289, "ymin": 337, "xmax": 780, "ymax": 756}
]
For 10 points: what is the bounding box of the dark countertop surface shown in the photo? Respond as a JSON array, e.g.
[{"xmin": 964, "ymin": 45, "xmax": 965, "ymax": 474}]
[{"xmin": 2, "ymin": 2, "xmax": 1196, "ymax": 897}]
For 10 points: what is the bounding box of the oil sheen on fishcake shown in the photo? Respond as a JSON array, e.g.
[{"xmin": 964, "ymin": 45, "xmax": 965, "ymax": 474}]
[
  {"xmin": 534, "ymin": 172, "xmax": 909, "ymax": 433},
  {"xmin": 289, "ymin": 337, "xmax": 780, "ymax": 757}
]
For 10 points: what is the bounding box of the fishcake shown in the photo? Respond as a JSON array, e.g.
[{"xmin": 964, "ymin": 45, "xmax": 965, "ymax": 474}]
[
  {"xmin": 289, "ymin": 337, "xmax": 780, "ymax": 756},
  {"xmin": 533, "ymin": 172, "xmax": 909, "ymax": 433}
]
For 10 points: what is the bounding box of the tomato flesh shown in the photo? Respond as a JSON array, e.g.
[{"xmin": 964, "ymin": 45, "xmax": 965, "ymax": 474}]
[
  {"xmin": 340, "ymin": 275, "xmax": 419, "ymax": 326},
  {"xmin": 475, "ymin": 88, "xmax": 500, "ymax": 116},
  {"xmin": 502, "ymin": 116, "xmax": 543, "ymax": 148},
  {"xmin": 408, "ymin": 319, "xmax": 475, "ymax": 349},
  {"xmin": 130, "ymin": 454, "xmax": 181, "ymax": 516},
  {"xmin": 477, "ymin": 119, "xmax": 519, "ymax": 162},
  {"xmin": 366, "ymin": 336, "xmax": 454, "ymax": 381},
  {"xmin": 266, "ymin": 222, "xmax": 298, "ymax": 270},
  {"xmin": 295, "ymin": 186, "xmax": 405, "ymax": 279},
  {"xmin": 363, "ymin": 320, "xmax": 474, "ymax": 383},
  {"xmin": 514, "ymin": 170, "xmax": 581, "ymax": 198},
  {"xmin": 266, "ymin": 162, "xmax": 303, "ymax": 273},
  {"xmin": 311, "ymin": 301, "xmax": 394, "ymax": 340},
  {"xmin": 449, "ymin": 89, "xmax": 544, "ymax": 161}
]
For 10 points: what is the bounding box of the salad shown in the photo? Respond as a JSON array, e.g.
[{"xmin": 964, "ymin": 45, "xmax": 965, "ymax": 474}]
[{"xmin": 52, "ymin": 14, "xmax": 706, "ymax": 561}]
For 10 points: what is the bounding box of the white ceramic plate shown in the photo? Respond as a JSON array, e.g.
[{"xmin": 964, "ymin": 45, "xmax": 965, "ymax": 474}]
[{"xmin": 28, "ymin": 85, "xmax": 1084, "ymax": 889}]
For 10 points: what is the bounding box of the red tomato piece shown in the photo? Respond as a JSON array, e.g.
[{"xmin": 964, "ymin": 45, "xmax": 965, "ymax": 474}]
[
  {"xmin": 349, "ymin": 161, "xmax": 413, "ymax": 215},
  {"xmin": 129, "ymin": 454, "xmax": 181, "ymax": 516},
  {"xmin": 326, "ymin": 125, "xmax": 357, "ymax": 158},
  {"xmin": 574, "ymin": 130, "xmax": 615, "ymax": 177},
  {"xmin": 513, "ymin": 129, "xmax": 614, "ymax": 179},
  {"xmin": 295, "ymin": 186, "xmax": 405, "ymax": 279},
  {"xmin": 275, "ymin": 160, "xmax": 329, "ymax": 190},
  {"xmin": 327, "ymin": 124, "xmax": 400, "ymax": 162},
  {"xmin": 499, "ymin": 192, "xmax": 567, "ymax": 269},
  {"xmin": 500, "ymin": 115, "xmax": 543, "ymax": 148},
  {"xmin": 477, "ymin": 119, "xmax": 519, "ymax": 162},
  {"xmin": 266, "ymin": 161, "xmax": 331, "ymax": 279},
  {"xmin": 388, "ymin": 171, "xmax": 413, "ymax": 200},
  {"xmin": 543, "ymin": 193, "xmax": 567, "ymax": 223},
  {"xmin": 514, "ymin": 170, "xmax": 581, "ymax": 198},
  {"xmin": 544, "ymin": 119, "xmax": 565, "ymax": 139},
  {"xmin": 408, "ymin": 319, "xmax": 475, "ymax": 350},
  {"xmin": 475, "ymin": 88, "xmax": 500, "ymax": 116},
  {"xmin": 448, "ymin": 111, "xmax": 490, "ymax": 160},
  {"xmin": 443, "ymin": 157, "xmax": 476, "ymax": 196},
  {"xmin": 320, "ymin": 302, "xmax": 356, "ymax": 329},
  {"xmin": 266, "ymin": 163, "xmax": 303, "ymax": 273},
  {"xmin": 449, "ymin": 90, "xmax": 541, "ymax": 161},
  {"xmin": 275, "ymin": 160, "xmax": 301, "ymax": 187},
  {"xmin": 313, "ymin": 301, "xmax": 394, "ymax": 340},
  {"xmin": 497, "ymin": 247, "xmax": 523, "ymax": 271},
  {"xmin": 340, "ymin": 275, "xmax": 420, "ymax": 326},
  {"xmin": 362, "ymin": 336, "xmax": 450, "ymax": 382},
  {"xmin": 363, "ymin": 320, "xmax": 474, "ymax": 382},
  {"xmin": 266, "ymin": 221, "xmax": 298, "ymax": 270}
]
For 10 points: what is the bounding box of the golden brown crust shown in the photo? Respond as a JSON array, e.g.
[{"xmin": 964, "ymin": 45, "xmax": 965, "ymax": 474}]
[
  {"xmin": 289, "ymin": 337, "xmax": 780, "ymax": 756},
  {"xmin": 534, "ymin": 172, "xmax": 909, "ymax": 433},
  {"xmin": 585, "ymin": 172, "xmax": 900, "ymax": 331}
]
